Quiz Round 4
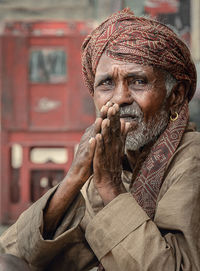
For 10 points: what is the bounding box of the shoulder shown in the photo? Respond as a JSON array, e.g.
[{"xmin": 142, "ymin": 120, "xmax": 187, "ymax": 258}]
[
  {"xmin": 181, "ymin": 127, "xmax": 200, "ymax": 148},
  {"xmin": 159, "ymin": 128, "xmax": 200, "ymax": 197},
  {"xmin": 169, "ymin": 128, "xmax": 200, "ymax": 167}
]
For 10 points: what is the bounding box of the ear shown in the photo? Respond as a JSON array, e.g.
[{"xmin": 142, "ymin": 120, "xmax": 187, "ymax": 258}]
[{"xmin": 167, "ymin": 81, "xmax": 189, "ymax": 114}]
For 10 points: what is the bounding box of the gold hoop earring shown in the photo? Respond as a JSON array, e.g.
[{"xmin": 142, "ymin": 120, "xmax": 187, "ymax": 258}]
[{"xmin": 170, "ymin": 112, "xmax": 178, "ymax": 121}]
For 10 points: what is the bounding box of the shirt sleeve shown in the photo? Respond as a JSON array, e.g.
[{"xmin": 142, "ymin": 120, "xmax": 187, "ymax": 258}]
[
  {"xmin": 85, "ymin": 154, "xmax": 200, "ymax": 270},
  {"xmin": 0, "ymin": 185, "xmax": 98, "ymax": 271}
]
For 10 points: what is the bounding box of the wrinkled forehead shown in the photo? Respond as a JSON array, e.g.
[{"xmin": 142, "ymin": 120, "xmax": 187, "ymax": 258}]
[
  {"xmin": 95, "ymin": 53, "xmax": 162, "ymax": 82},
  {"xmin": 96, "ymin": 53, "xmax": 145, "ymax": 72}
]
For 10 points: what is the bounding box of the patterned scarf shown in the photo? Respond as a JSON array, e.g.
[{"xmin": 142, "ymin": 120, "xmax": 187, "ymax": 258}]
[{"xmin": 131, "ymin": 100, "xmax": 189, "ymax": 219}]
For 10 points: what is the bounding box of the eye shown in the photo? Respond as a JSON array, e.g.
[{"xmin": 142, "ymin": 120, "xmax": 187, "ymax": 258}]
[
  {"xmin": 128, "ymin": 77, "xmax": 148, "ymax": 90},
  {"xmin": 95, "ymin": 78, "xmax": 114, "ymax": 91},
  {"xmin": 101, "ymin": 78, "xmax": 113, "ymax": 86},
  {"xmin": 133, "ymin": 79, "xmax": 146, "ymax": 85}
]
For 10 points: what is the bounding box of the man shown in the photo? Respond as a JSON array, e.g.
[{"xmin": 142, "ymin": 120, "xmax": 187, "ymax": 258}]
[{"xmin": 0, "ymin": 8, "xmax": 200, "ymax": 271}]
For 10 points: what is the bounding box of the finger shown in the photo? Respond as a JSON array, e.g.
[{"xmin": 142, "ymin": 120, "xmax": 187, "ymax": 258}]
[
  {"xmin": 106, "ymin": 101, "xmax": 113, "ymax": 107},
  {"xmin": 88, "ymin": 137, "xmax": 96, "ymax": 158},
  {"xmin": 113, "ymin": 103, "xmax": 119, "ymax": 112},
  {"xmin": 94, "ymin": 133, "xmax": 104, "ymax": 160},
  {"xmin": 100, "ymin": 105, "xmax": 110, "ymax": 119},
  {"xmin": 89, "ymin": 136, "xmax": 96, "ymax": 147},
  {"xmin": 101, "ymin": 118, "xmax": 111, "ymax": 144},
  {"xmin": 101, "ymin": 118, "xmax": 110, "ymax": 130},
  {"xmin": 93, "ymin": 133, "xmax": 104, "ymax": 183},
  {"xmin": 120, "ymin": 118, "xmax": 125, "ymax": 135},
  {"xmin": 94, "ymin": 118, "xmax": 103, "ymax": 135},
  {"xmin": 124, "ymin": 122, "xmax": 131, "ymax": 137},
  {"xmin": 100, "ymin": 101, "xmax": 114, "ymax": 118},
  {"xmin": 107, "ymin": 105, "xmax": 115, "ymax": 118},
  {"xmin": 107, "ymin": 104, "xmax": 120, "ymax": 135},
  {"xmin": 120, "ymin": 122, "xmax": 130, "ymax": 149},
  {"xmin": 107, "ymin": 104, "xmax": 120, "ymax": 121}
]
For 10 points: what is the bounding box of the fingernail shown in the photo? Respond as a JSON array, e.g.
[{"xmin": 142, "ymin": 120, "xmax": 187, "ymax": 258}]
[
  {"xmin": 112, "ymin": 107, "xmax": 116, "ymax": 115},
  {"xmin": 114, "ymin": 103, "xmax": 119, "ymax": 111},
  {"xmin": 100, "ymin": 105, "xmax": 105, "ymax": 112},
  {"xmin": 96, "ymin": 133, "xmax": 102, "ymax": 140},
  {"xmin": 108, "ymin": 107, "xmax": 112, "ymax": 115},
  {"xmin": 89, "ymin": 137, "xmax": 94, "ymax": 143},
  {"xmin": 106, "ymin": 101, "xmax": 111, "ymax": 106}
]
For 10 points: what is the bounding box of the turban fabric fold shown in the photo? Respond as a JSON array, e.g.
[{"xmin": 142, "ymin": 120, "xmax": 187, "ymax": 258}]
[{"xmin": 82, "ymin": 8, "xmax": 196, "ymax": 100}]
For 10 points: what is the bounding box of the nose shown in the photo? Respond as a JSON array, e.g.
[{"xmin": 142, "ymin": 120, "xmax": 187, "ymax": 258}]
[{"xmin": 111, "ymin": 81, "xmax": 133, "ymax": 106}]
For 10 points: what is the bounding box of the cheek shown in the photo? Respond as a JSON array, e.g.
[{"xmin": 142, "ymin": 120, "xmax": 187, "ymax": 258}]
[
  {"xmin": 136, "ymin": 92, "xmax": 166, "ymax": 121},
  {"xmin": 93, "ymin": 91, "xmax": 111, "ymax": 110}
]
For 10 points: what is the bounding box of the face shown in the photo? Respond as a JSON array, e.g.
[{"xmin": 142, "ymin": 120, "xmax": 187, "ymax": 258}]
[{"xmin": 93, "ymin": 54, "xmax": 170, "ymax": 150}]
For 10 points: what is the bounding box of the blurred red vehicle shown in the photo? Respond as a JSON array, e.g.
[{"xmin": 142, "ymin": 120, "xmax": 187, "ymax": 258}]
[{"xmin": 0, "ymin": 20, "xmax": 95, "ymax": 223}]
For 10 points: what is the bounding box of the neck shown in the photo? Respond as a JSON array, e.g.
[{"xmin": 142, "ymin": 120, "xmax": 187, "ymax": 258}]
[{"xmin": 123, "ymin": 140, "xmax": 155, "ymax": 172}]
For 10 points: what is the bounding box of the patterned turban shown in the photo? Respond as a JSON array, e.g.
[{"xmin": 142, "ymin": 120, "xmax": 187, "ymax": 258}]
[{"xmin": 82, "ymin": 8, "xmax": 196, "ymax": 101}]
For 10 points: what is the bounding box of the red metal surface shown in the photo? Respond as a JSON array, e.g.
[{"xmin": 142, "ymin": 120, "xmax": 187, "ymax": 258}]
[{"xmin": 0, "ymin": 21, "xmax": 95, "ymax": 223}]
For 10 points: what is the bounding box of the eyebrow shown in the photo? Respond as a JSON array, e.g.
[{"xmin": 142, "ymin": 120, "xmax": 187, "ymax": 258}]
[
  {"xmin": 94, "ymin": 74, "xmax": 112, "ymax": 87},
  {"xmin": 124, "ymin": 72, "xmax": 147, "ymax": 79}
]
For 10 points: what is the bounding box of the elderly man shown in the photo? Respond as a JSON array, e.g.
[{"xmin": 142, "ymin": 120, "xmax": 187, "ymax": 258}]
[{"xmin": 0, "ymin": 8, "xmax": 200, "ymax": 271}]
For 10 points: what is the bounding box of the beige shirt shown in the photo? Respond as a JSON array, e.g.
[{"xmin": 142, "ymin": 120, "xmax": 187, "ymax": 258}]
[{"xmin": 0, "ymin": 127, "xmax": 200, "ymax": 271}]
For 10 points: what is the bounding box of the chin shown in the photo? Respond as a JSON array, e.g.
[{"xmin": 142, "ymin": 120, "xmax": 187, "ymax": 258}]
[{"xmin": 125, "ymin": 111, "xmax": 169, "ymax": 151}]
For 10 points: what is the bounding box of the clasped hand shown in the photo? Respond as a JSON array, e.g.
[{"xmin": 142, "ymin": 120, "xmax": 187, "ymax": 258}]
[
  {"xmin": 92, "ymin": 102, "xmax": 130, "ymax": 204},
  {"xmin": 69, "ymin": 102, "xmax": 130, "ymax": 205}
]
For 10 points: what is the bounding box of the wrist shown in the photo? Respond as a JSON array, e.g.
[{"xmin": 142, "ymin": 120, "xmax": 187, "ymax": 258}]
[
  {"xmin": 95, "ymin": 182, "xmax": 126, "ymax": 205},
  {"xmin": 63, "ymin": 173, "xmax": 85, "ymax": 191},
  {"xmin": 67, "ymin": 165, "xmax": 91, "ymax": 186}
]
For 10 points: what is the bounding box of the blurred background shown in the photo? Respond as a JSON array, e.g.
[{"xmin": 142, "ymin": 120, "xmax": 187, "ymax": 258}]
[{"xmin": 0, "ymin": 0, "xmax": 199, "ymax": 228}]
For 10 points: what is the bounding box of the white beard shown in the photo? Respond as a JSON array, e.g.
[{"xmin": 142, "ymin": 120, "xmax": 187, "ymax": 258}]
[
  {"xmin": 95, "ymin": 101, "xmax": 169, "ymax": 152},
  {"xmin": 124, "ymin": 103, "xmax": 169, "ymax": 151}
]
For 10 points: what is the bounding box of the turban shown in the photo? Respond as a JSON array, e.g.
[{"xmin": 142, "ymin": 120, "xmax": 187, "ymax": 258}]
[{"xmin": 82, "ymin": 8, "xmax": 196, "ymax": 101}]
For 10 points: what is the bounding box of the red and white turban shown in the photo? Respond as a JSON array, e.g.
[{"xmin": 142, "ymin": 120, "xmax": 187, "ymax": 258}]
[{"xmin": 82, "ymin": 8, "xmax": 196, "ymax": 101}]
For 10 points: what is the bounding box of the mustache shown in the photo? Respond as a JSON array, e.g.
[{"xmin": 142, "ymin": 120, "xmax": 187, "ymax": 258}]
[{"xmin": 119, "ymin": 103, "xmax": 143, "ymax": 120}]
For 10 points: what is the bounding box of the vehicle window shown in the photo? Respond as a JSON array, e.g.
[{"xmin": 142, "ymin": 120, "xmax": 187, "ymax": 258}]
[{"xmin": 29, "ymin": 48, "xmax": 67, "ymax": 83}]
